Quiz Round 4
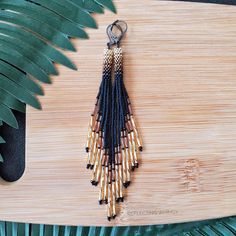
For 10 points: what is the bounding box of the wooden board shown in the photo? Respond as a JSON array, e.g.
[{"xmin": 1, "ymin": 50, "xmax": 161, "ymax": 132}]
[{"xmin": 0, "ymin": 0, "xmax": 235, "ymax": 226}]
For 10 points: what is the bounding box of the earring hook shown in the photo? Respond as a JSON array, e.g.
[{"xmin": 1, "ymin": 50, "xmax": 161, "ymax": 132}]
[{"xmin": 106, "ymin": 20, "xmax": 128, "ymax": 48}]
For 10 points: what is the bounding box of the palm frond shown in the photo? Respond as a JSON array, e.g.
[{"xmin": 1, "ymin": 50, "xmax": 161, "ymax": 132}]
[
  {"xmin": 0, "ymin": 216, "xmax": 235, "ymax": 236},
  {"xmin": 0, "ymin": 136, "xmax": 5, "ymax": 144},
  {"xmin": 0, "ymin": 125, "xmax": 4, "ymax": 162},
  {"xmin": 0, "ymin": 0, "xmax": 116, "ymax": 160}
]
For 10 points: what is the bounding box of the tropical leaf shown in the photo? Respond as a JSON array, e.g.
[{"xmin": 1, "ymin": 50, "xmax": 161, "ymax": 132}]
[
  {"xmin": 96, "ymin": 0, "xmax": 117, "ymax": 13},
  {"xmin": 0, "ymin": 103, "xmax": 19, "ymax": 129},
  {"xmin": 0, "ymin": 216, "xmax": 234, "ymax": 236},
  {"xmin": 0, "ymin": 0, "xmax": 116, "ymax": 160},
  {"xmin": 0, "ymin": 136, "xmax": 5, "ymax": 144},
  {"xmin": 0, "ymin": 122, "xmax": 4, "ymax": 163},
  {"xmin": 0, "ymin": 23, "xmax": 77, "ymax": 70}
]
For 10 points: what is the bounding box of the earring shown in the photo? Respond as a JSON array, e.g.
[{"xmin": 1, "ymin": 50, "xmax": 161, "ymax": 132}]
[{"xmin": 85, "ymin": 20, "xmax": 143, "ymax": 221}]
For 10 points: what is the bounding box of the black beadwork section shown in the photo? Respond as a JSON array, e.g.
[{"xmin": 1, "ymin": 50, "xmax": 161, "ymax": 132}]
[{"xmin": 0, "ymin": 111, "xmax": 25, "ymax": 182}]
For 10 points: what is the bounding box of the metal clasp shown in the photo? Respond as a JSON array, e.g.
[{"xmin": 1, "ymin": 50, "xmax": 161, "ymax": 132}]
[{"xmin": 106, "ymin": 20, "xmax": 128, "ymax": 48}]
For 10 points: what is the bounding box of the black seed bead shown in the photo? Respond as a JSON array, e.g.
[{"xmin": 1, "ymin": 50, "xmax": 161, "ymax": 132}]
[{"xmin": 86, "ymin": 164, "xmax": 91, "ymax": 169}]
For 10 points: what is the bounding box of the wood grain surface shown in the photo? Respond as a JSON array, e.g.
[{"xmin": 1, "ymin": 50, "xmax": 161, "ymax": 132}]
[{"xmin": 0, "ymin": 0, "xmax": 236, "ymax": 226}]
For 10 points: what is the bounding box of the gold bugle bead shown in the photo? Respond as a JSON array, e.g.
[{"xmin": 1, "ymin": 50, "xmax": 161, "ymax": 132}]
[
  {"xmin": 91, "ymin": 148, "xmax": 101, "ymax": 186},
  {"xmin": 108, "ymin": 182, "xmax": 113, "ymax": 202},
  {"xmin": 105, "ymin": 154, "xmax": 109, "ymax": 167},
  {"xmin": 96, "ymin": 121, "xmax": 101, "ymax": 133},
  {"xmin": 104, "ymin": 166, "xmax": 109, "ymax": 203},
  {"xmin": 125, "ymin": 148, "xmax": 131, "ymax": 183},
  {"xmin": 130, "ymin": 116, "xmax": 142, "ymax": 151},
  {"xmin": 86, "ymin": 152, "xmax": 91, "ymax": 168},
  {"xmin": 128, "ymin": 119, "xmax": 133, "ymax": 132},
  {"xmin": 86, "ymin": 150, "xmax": 93, "ymax": 169},
  {"xmin": 90, "ymin": 130, "xmax": 96, "ymax": 148},
  {"xmin": 95, "ymin": 149, "xmax": 102, "ymax": 182},
  {"xmin": 121, "ymin": 148, "xmax": 127, "ymax": 184},
  {"xmin": 128, "ymin": 132, "xmax": 135, "ymax": 169},
  {"xmin": 115, "ymin": 165, "xmax": 120, "ymax": 200},
  {"xmin": 108, "ymin": 182, "xmax": 111, "ymax": 202},
  {"xmin": 133, "ymin": 127, "xmax": 142, "ymax": 151},
  {"xmin": 85, "ymin": 116, "xmax": 94, "ymax": 154},
  {"xmin": 124, "ymin": 132, "xmax": 129, "ymax": 148},
  {"xmin": 107, "ymin": 208, "xmax": 111, "ymax": 221},
  {"xmin": 99, "ymin": 166, "xmax": 105, "ymax": 204},
  {"xmin": 86, "ymin": 128, "xmax": 92, "ymax": 153},
  {"xmin": 90, "ymin": 114, "xmax": 95, "ymax": 126},
  {"xmin": 133, "ymin": 150, "xmax": 138, "ymax": 168},
  {"xmin": 101, "ymin": 151, "xmax": 106, "ymax": 166},
  {"xmin": 118, "ymin": 164, "xmax": 123, "ymax": 200},
  {"xmin": 90, "ymin": 149, "xmax": 97, "ymax": 168},
  {"xmin": 86, "ymin": 131, "xmax": 96, "ymax": 168},
  {"xmin": 108, "ymin": 163, "xmax": 112, "ymax": 182},
  {"xmin": 96, "ymin": 163, "xmax": 102, "ymax": 185},
  {"xmin": 92, "ymin": 102, "xmax": 99, "ymax": 116},
  {"xmin": 112, "ymin": 182, "xmax": 116, "ymax": 218},
  {"xmin": 125, "ymin": 120, "xmax": 131, "ymax": 133},
  {"xmin": 131, "ymin": 132, "xmax": 139, "ymax": 167},
  {"xmin": 91, "ymin": 132, "xmax": 99, "ymax": 166},
  {"xmin": 91, "ymin": 169, "xmax": 96, "ymax": 182},
  {"xmin": 117, "ymin": 148, "xmax": 122, "ymax": 164},
  {"xmin": 107, "ymin": 201, "xmax": 112, "ymax": 221},
  {"xmin": 98, "ymin": 131, "xmax": 103, "ymax": 149},
  {"xmin": 107, "ymin": 182, "xmax": 112, "ymax": 221}
]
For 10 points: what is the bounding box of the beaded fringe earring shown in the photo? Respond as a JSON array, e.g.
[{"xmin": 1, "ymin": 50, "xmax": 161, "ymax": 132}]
[{"xmin": 85, "ymin": 20, "xmax": 142, "ymax": 221}]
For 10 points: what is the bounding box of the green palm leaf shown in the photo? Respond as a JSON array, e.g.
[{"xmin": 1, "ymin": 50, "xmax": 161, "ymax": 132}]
[
  {"xmin": 0, "ymin": 37, "xmax": 58, "ymax": 76},
  {"xmin": 70, "ymin": 0, "xmax": 105, "ymax": 13},
  {"xmin": 0, "ymin": 23, "xmax": 77, "ymax": 70},
  {"xmin": 0, "ymin": 125, "xmax": 4, "ymax": 162},
  {"xmin": 0, "ymin": 60, "xmax": 43, "ymax": 96},
  {"xmin": 0, "ymin": 74, "xmax": 41, "ymax": 110},
  {"xmin": 0, "ymin": 0, "xmax": 89, "ymax": 38},
  {"xmin": 0, "ymin": 89, "xmax": 26, "ymax": 113},
  {"xmin": 28, "ymin": 0, "xmax": 98, "ymax": 29},
  {"xmin": 0, "ymin": 0, "xmax": 116, "ymax": 161},
  {"xmin": 0, "ymin": 10, "xmax": 76, "ymax": 51},
  {"xmin": 0, "ymin": 216, "xmax": 235, "ymax": 235},
  {"xmin": 0, "ymin": 103, "xmax": 18, "ymax": 129},
  {"xmin": 96, "ymin": 0, "xmax": 117, "ymax": 13},
  {"xmin": 0, "ymin": 136, "xmax": 5, "ymax": 144}
]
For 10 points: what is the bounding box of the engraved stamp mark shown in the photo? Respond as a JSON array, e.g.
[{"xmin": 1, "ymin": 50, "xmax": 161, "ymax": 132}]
[
  {"xmin": 181, "ymin": 158, "xmax": 201, "ymax": 192},
  {"xmin": 126, "ymin": 209, "xmax": 178, "ymax": 217}
]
